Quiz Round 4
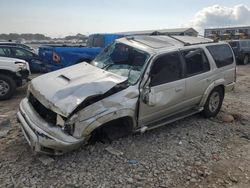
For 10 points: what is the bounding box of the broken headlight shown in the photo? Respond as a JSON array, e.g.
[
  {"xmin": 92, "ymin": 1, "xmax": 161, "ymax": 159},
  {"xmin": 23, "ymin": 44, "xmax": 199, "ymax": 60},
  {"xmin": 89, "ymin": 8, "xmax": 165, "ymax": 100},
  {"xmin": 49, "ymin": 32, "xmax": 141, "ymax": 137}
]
[
  {"xmin": 57, "ymin": 114, "xmax": 76, "ymax": 135},
  {"xmin": 63, "ymin": 123, "xmax": 75, "ymax": 135}
]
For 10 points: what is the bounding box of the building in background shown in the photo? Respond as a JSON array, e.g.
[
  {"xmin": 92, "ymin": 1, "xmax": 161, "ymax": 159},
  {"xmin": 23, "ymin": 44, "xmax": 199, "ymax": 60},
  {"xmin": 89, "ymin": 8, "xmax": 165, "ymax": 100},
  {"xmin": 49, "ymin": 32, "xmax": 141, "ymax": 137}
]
[
  {"xmin": 205, "ymin": 26, "xmax": 250, "ymax": 41},
  {"xmin": 119, "ymin": 28, "xmax": 198, "ymax": 37}
]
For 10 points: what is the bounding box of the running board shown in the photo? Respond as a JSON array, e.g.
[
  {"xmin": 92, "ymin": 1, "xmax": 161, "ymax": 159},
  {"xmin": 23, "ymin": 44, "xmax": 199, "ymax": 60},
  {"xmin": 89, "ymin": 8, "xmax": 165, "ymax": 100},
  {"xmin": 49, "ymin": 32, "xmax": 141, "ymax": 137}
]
[{"xmin": 137, "ymin": 107, "xmax": 203, "ymax": 133}]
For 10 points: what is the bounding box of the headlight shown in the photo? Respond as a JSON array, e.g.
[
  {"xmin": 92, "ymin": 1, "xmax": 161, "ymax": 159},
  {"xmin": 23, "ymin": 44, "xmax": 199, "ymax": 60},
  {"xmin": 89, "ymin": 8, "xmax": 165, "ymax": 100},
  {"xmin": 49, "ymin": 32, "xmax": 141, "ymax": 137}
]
[
  {"xmin": 63, "ymin": 123, "xmax": 75, "ymax": 135},
  {"xmin": 57, "ymin": 114, "xmax": 75, "ymax": 135},
  {"xmin": 15, "ymin": 62, "xmax": 27, "ymax": 70}
]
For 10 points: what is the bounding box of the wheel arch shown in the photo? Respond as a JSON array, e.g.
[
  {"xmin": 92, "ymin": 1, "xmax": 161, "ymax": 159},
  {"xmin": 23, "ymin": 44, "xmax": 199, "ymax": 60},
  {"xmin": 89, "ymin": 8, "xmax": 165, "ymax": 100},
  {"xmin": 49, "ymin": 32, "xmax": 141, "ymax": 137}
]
[
  {"xmin": 199, "ymin": 80, "xmax": 225, "ymax": 108},
  {"xmin": 0, "ymin": 69, "xmax": 16, "ymax": 78},
  {"xmin": 78, "ymin": 108, "xmax": 136, "ymax": 138}
]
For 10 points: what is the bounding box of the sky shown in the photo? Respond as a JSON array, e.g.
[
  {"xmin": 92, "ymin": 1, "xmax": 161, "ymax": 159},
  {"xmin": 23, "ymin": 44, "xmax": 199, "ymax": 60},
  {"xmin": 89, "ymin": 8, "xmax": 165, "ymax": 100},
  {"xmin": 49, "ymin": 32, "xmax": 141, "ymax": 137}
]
[{"xmin": 0, "ymin": 0, "xmax": 250, "ymax": 37}]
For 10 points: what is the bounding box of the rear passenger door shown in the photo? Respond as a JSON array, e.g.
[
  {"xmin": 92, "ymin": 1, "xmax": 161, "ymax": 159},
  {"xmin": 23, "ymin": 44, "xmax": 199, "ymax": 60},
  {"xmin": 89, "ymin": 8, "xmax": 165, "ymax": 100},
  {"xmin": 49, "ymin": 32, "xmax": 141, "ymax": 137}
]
[
  {"xmin": 180, "ymin": 48, "xmax": 212, "ymax": 106},
  {"xmin": 139, "ymin": 52, "xmax": 186, "ymax": 126}
]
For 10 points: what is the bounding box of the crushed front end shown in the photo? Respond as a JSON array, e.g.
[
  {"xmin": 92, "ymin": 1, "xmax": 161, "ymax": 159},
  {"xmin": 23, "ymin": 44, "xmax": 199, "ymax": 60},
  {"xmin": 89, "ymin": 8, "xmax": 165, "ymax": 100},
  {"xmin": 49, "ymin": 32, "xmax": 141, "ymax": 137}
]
[{"xmin": 17, "ymin": 93, "xmax": 85, "ymax": 155}]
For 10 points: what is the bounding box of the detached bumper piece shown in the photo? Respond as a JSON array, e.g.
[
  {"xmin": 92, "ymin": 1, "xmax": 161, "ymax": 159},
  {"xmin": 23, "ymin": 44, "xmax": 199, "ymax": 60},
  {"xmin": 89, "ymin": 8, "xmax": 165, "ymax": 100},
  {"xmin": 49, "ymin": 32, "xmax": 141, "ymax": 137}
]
[{"xmin": 17, "ymin": 98, "xmax": 84, "ymax": 155}]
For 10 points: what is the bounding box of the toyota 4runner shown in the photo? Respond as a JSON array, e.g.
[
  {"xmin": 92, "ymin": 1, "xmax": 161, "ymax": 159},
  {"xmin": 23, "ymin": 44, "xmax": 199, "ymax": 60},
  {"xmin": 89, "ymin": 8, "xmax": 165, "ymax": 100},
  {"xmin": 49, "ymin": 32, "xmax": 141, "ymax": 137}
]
[{"xmin": 17, "ymin": 36, "xmax": 236, "ymax": 155}]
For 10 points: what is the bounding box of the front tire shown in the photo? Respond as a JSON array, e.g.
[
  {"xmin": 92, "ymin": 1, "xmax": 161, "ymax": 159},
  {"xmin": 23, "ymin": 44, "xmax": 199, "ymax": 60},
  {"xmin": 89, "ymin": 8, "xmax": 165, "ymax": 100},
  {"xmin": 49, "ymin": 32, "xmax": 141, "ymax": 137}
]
[
  {"xmin": 0, "ymin": 75, "xmax": 16, "ymax": 100},
  {"xmin": 202, "ymin": 87, "xmax": 224, "ymax": 118}
]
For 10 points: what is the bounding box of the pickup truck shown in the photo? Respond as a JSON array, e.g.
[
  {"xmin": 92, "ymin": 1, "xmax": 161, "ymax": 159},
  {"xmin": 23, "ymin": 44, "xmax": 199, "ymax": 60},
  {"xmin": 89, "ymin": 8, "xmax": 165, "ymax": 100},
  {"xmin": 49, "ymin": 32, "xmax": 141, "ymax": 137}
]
[
  {"xmin": 228, "ymin": 40, "xmax": 250, "ymax": 65},
  {"xmin": 39, "ymin": 33, "xmax": 125, "ymax": 71}
]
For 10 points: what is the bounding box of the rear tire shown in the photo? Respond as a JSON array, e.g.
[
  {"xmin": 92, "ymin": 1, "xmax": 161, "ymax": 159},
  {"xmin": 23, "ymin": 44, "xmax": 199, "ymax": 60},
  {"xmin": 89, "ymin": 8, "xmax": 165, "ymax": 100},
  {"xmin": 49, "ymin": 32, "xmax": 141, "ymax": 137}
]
[
  {"xmin": 0, "ymin": 74, "xmax": 16, "ymax": 100},
  {"xmin": 243, "ymin": 55, "xmax": 249, "ymax": 65},
  {"xmin": 201, "ymin": 87, "xmax": 224, "ymax": 118}
]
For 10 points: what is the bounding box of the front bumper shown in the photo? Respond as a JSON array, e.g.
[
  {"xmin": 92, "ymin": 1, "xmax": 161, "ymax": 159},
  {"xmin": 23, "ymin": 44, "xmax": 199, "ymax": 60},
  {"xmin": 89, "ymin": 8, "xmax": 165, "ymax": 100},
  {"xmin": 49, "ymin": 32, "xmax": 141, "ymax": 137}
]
[
  {"xmin": 17, "ymin": 98, "xmax": 85, "ymax": 155},
  {"xmin": 17, "ymin": 69, "xmax": 30, "ymax": 79}
]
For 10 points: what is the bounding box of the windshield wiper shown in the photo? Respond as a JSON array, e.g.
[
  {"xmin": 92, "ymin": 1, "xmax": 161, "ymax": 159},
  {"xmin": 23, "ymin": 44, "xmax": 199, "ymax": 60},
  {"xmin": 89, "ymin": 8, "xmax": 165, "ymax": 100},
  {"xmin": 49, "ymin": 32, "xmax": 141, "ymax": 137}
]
[{"xmin": 102, "ymin": 62, "xmax": 114, "ymax": 70}]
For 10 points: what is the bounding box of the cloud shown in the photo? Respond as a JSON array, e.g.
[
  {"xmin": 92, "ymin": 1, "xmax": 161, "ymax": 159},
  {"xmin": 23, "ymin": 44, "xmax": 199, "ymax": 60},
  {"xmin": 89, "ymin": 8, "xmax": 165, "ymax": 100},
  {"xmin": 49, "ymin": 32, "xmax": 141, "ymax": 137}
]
[{"xmin": 189, "ymin": 4, "xmax": 250, "ymax": 34}]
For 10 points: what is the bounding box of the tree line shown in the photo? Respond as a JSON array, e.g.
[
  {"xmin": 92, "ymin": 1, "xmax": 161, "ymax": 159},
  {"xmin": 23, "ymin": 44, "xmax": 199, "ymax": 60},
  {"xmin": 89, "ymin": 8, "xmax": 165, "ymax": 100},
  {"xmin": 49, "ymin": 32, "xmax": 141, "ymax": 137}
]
[{"xmin": 0, "ymin": 33, "xmax": 87, "ymax": 41}]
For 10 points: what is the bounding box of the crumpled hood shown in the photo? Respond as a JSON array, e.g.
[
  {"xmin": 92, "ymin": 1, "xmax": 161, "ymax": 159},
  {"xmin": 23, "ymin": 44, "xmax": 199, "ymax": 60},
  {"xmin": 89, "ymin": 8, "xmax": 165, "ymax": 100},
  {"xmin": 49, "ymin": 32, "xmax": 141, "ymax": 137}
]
[{"xmin": 30, "ymin": 62, "xmax": 127, "ymax": 117}]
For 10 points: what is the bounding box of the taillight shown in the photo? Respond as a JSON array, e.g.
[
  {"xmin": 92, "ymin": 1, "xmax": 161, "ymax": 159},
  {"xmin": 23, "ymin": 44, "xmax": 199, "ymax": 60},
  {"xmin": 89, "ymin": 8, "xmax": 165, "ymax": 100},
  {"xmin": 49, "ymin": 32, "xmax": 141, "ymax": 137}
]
[{"xmin": 52, "ymin": 52, "xmax": 60, "ymax": 63}]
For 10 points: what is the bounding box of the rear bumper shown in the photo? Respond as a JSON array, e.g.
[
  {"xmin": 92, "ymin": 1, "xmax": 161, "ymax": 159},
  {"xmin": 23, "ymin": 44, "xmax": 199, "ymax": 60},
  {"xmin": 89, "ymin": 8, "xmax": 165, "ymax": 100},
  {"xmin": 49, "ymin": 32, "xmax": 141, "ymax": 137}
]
[{"xmin": 17, "ymin": 98, "xmax": 85, "ymax": 155}]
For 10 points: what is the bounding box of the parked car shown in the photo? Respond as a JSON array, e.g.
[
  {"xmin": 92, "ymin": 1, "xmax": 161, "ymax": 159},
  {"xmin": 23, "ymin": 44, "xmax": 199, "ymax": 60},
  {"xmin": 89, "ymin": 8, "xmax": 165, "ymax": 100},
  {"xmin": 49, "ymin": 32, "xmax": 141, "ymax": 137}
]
[
  {"xmin": 0, "ymin": 45, "xmax": 46, "ymax": 73},
  {"xmin": 228, "ymin": 40, "xmax": 250, "ymax": 65},
  {"xmin": 0, "ymin": 42, "xmax": 35, "ymax": 53},
  {"xmin": 38, "ymin": 33, "xmax": 125, "ymax": 71},
  {"xmin": 17, "ymin": 35, "xmax": 236, "ymax": 155},
  {"xmin": 0, "ymin": 57, "xmax": 30, "ymax": 100}
]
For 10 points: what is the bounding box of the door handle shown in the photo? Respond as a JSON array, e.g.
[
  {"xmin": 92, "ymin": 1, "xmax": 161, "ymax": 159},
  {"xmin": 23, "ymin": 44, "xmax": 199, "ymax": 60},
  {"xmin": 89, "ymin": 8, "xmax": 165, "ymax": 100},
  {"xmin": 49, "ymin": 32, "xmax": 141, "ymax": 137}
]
[{"xmin": 175, "ymin": 87, "xmax": 183, "ymax": 92}]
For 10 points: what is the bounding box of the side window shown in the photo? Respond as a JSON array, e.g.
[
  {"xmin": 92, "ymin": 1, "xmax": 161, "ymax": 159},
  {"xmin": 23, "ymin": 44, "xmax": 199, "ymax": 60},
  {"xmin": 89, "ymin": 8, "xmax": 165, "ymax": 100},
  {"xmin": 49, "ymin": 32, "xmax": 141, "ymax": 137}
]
[
  {"xmin": 207, "ymin": 44, "xmax": 234, "ymax": 68},
  {"xmin": 241, "ymin": 41, "xmax": 248, "ymax": 48},
  {"xmin": 181, "ymin": 48, "xmax": 210, "ymax": 76},
  {"xmin": 150, "ymin": 52, "xmax": 183, "ymax": 87},
  {"xmin": 0, "ymin": 47, "xmax": 11, "ymax": 56},
  {"xmin": 13, "ymin": 48, "xmax": 33, "ymax": 57},
  {"xmin": 0, "ymin": 48, "xmax": 6, "ymax": 56}
]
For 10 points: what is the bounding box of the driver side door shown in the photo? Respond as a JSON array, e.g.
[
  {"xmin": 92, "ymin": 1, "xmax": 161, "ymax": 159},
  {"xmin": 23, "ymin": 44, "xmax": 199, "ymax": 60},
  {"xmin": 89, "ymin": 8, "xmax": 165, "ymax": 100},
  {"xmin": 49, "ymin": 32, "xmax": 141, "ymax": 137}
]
[{"xmin": 138, "ymin": 51, "xmax": 187, "ymax": 127}]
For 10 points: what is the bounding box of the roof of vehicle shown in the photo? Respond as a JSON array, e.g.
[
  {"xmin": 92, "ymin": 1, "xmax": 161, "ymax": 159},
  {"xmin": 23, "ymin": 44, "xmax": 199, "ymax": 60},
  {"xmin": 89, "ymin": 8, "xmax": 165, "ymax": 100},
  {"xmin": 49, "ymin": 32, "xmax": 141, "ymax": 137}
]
[
  {"xmin": 0, "ymin": 45, "xmax": 30, "ymax": 50},
  {"xmin": 118, "ymin": 35, "xmax": 215, "ymax": 53},
  {"xmin": 0, "ymin": 42, "xmax": 26, "ymax": 45},
  {"xmin": 0, "ymin": 42, "xmax": 16, "ymax": 44}
]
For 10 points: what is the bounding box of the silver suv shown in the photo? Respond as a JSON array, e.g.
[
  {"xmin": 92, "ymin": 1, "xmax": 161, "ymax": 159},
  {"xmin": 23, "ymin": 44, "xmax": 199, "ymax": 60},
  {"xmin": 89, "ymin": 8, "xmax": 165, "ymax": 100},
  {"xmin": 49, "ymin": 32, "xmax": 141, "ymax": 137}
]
[{"xmin": 17, "ymin": 36, "xmax": 236, "ymax": 155}]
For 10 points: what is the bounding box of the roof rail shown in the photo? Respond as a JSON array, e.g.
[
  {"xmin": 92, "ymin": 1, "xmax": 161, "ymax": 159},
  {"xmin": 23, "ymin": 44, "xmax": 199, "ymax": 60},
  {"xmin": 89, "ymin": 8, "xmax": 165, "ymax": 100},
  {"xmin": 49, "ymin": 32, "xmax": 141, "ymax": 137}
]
[
  {"xmin": 168, "ymin": 35, "xmax": 218, "ymax": 46},
  {"xmin": 166, "ymin": 35, "xmax": 191, "ymax": 46}
]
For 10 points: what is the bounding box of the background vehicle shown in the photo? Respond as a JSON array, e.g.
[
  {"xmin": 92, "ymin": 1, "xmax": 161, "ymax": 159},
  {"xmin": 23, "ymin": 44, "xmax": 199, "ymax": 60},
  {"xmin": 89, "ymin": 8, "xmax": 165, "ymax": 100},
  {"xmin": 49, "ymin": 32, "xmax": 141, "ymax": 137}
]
[
  {"xmin": 17, "ymin": 36, "xmax": 236, "ymax": 155},
  {"xmin": 0, "ymin": 45, "xmax": 46, "ymax": 73},
  {"xmin": 0, "ymin": 57, "xmax": 30, "ymax": 100},
  {"xmin": 0, "ymin": 42, "xmax": 35, "ymax": 53},
  {"xmin": 38, "ymin": 33, "xmax": 125, "ymax": 71},
  {"xmin": 228, "ymin": 40, "xmax": 250, "ymax": 65}
]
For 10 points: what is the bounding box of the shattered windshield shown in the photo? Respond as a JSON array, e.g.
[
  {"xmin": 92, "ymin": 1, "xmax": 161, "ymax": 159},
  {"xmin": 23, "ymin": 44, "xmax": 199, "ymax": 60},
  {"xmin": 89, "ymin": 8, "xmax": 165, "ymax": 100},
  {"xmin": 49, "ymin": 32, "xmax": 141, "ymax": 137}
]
[{"xmin": 91, "ymin": 42, "xmax": 149, "ymax": 85}]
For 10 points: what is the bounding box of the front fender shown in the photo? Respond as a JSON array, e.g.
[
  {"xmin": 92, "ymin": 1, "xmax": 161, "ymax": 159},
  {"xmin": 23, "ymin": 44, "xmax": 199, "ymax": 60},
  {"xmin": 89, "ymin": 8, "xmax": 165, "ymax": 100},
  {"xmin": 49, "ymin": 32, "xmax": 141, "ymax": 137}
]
[
  {"xmin": 199, "ymin": 79, "xmax": 225, "ymax": 107},
  {"xmin": 73, "ymin": 108, "xmax": 136, "ymax": 138}
]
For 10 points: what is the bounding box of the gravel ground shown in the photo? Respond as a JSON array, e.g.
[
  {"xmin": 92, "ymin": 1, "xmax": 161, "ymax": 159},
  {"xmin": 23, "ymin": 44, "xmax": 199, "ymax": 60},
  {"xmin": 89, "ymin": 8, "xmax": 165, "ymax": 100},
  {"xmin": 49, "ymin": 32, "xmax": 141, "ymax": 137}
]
[{"xmin": 0, "ymin": 65, "xmax": 250, "ymax": 188}]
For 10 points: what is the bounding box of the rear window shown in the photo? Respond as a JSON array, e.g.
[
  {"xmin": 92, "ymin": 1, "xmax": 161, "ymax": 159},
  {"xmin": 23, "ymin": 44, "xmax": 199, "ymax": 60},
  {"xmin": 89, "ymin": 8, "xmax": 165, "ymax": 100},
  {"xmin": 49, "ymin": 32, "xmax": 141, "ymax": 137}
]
[
  {"xmin": 207, "ymin": 44, "xmax": 234, "ymax": 68},
  {"xmin": 181, "ymin": 48, "xmax": 210, "ymax": 76}
]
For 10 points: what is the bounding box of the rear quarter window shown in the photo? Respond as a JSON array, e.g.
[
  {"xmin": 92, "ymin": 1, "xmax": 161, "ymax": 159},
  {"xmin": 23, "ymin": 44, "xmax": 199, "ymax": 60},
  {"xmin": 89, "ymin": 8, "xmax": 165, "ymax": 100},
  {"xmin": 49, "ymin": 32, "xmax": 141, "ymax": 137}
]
[{"xmin": 206, "ymin": 44, "xmax": 234, "ymax": 68}]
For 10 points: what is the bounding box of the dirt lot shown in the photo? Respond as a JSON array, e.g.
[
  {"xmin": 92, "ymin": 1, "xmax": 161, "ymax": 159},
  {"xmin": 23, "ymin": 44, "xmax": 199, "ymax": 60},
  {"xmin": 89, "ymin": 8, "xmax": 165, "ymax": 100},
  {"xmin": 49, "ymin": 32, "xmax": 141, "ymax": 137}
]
[{"xmin": 0, "ymin": 65, "xmax": 250, "ymax": 188}]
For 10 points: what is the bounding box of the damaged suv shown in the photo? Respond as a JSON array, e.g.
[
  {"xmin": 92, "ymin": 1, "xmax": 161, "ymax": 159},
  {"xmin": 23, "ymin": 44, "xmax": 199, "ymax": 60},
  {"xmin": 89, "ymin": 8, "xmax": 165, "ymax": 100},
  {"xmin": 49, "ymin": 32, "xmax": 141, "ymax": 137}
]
[{"xmin": 17, "ymin": 36, "xmax": 236, "ymax": 155}]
